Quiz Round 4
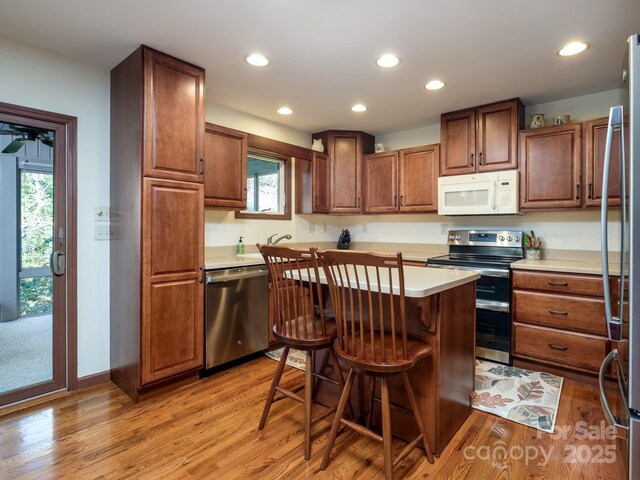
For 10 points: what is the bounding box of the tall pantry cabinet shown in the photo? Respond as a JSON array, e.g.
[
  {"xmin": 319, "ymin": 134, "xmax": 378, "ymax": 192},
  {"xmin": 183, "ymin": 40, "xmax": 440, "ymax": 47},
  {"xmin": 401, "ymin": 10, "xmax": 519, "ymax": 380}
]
[{"xmin": 110, "ymin": 45, "xmax": 205, "ymax": 401}]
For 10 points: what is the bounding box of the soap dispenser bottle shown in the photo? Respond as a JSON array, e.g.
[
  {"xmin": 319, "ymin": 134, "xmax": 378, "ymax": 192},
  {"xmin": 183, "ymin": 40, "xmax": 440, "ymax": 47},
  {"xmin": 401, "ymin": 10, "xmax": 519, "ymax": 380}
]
[{"xmin": 236, "ymin": 236, "xmax": 245, "ymax": 254}]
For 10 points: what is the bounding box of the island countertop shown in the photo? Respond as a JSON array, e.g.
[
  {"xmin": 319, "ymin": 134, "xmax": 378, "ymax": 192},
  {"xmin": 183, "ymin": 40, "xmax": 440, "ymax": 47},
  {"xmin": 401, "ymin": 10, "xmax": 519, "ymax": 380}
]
[{"xmin": 290, "ymin": 264, "xmax": 479, "ymax": 298}]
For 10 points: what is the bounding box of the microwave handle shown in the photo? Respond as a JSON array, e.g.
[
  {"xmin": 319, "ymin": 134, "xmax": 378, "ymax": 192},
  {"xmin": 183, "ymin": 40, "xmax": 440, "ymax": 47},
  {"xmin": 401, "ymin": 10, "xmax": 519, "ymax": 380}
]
[{"xmin": 490, "ymin": 180, "xmax": 496, "ymax": 210}]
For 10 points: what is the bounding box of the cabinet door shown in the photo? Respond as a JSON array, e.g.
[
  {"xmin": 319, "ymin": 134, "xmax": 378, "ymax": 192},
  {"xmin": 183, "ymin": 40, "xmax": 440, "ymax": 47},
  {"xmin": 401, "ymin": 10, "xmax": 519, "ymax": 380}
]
[
  {"xmin": 313, "ymin": 152, "xmax": 330, "ymax": 213},
  {"xmin": 330, "ymin": 133, "xmax": 362, "ymax": 213},
  {"xmin": 399, "ymin": 144, "xmax": 439, "ymax": 212},
  {"xmin": 363, "ymin": 151, "xmax": 398, "ymax": 213},
  {"xmin": 477, "ymin": 100, "xmax": 520, "ymax": 172},
  {"xmin": 440, "ymin": 109, "xmax": 476, "ymax": 176},
  {"xmin": 584, "ymin": 117, "xmax": 629, "ymax": 207},
  {"xmin": 143, "ymin": 47, "xmax": 205, "ymax": 183},
  {"xmin": 519, "ymin": 124, "xmax": 582, "ymax": 209},
  {"xmin": 203, "ymin": 124, "xmax": 247, "ymax": 209},
  {"xmin": 141, "ymin": 178, "xmax": 204, "ymax": 385}
]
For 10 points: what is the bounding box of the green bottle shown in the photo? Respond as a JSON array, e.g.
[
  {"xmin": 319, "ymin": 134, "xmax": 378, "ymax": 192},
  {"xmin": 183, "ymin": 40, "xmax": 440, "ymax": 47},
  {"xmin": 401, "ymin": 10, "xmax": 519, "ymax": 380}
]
[{"xmin": 236, "ymin": 236, "xmax": 245, "ymax": 254}]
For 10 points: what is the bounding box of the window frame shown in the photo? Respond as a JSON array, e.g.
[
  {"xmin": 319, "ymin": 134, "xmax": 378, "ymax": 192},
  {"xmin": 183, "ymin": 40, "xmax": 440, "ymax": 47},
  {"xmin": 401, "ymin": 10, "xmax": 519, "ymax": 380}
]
[{"xmin": 235, "ymin": 147, "xmax": 292, "ymax": 220}]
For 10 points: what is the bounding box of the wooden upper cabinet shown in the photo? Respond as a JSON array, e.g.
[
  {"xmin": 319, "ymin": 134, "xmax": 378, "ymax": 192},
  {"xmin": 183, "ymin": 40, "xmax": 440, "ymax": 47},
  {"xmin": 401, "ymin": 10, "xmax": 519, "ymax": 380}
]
[
  {"xmin": 143, "ymin": 46, "xmax": 205, "ymax": 183},
  {"xmin": 141, "ymin": 177, "xmax": 204, "ymax": 385},
  {"xmin": 312, "ymin": 130, "xmax": 375, "ymax": 213},
  {"xmin": 399, "ymin": 144, "xmax": 439, "ymax": 212},
  {"xmin": 362, "ymin": 144, "xmax": 439, "ymax": 214},
  {"xmin": 363, "ymin": 151, "xmax": 398, "ymax": 213},
  {"xmin": 203, "ymin": 123, "xmax": 247, "ymax": 209},
  {"xmin": 519, "ymin": 123, "xmax": 582, "ymax": 210},
  {"xmin": 312, "ymin": 152, "xmax": 330, "ymax": 213},
  {"xmin": 583, "ymin": 116, "xmax": 629, "ymax": 207},
  {"xmin": 440, "ymin": 108, "xmax": 476, "ymax": 176},
  {"xmin": 295, "ymin": 152, "xmax": 330, "ymax": 214},
  {"xmin": 440, "ymin": 99, "xmax": 523, "ymax": 176}
]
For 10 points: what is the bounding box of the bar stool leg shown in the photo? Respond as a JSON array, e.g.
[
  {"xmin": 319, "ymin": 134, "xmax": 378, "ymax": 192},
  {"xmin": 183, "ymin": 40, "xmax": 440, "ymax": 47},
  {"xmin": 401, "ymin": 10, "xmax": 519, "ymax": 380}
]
[
  {"xmin": 320, "ymin": 368, "xmax": 355, "ymax": 470},
  {"xmin": 402, "ymin": 371, "xmax": 434, "ymax": 463},
  {"xmin": 304, "ymin": 349, "xmax": 313, "ymax": 460},
  {"xmin": 380, "ymin": 377, "xmax": 393, "ymax": 480},
  {"xmin": 328, "ymin": 345, "xmax": 354, "ymax": 418},
  {"xmin": 366, "ymin": 376, "xmax": 376, "ymax": 429},
  {"xmin": 259, "ymin": 346, "xmax": 290, "ymax": 430}
]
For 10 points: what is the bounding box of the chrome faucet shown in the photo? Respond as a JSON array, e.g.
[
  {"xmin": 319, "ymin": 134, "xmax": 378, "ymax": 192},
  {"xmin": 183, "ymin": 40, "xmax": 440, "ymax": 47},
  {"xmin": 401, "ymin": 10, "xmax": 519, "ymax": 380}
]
[{"xmin": 267, "ymin": 233, "xmax": 292, "ymax": 245}]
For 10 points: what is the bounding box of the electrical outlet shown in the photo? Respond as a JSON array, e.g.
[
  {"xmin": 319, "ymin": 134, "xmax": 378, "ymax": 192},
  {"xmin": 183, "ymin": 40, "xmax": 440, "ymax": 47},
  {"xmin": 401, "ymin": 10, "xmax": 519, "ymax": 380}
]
[
  {"xmin": 322, "ymin": 223, "xmax": 327, "ymax": 233},
  {"xmin": 362, "ymin": 223, "xmax": 368, "ymax": 233},
  {"xmin": 440, "ymin": 223, "xmax": 448, "ymax": 234},
  {"xmin": 309, "ymin": 223, "xmax": 316, "ymax": 233},
  {"xmin": 94, "ymin": 206, "xmax": 110, "ymax": 222},
  {"xmin": 94, "ymin": 224, "xmax": 111, "ymax": 240}
]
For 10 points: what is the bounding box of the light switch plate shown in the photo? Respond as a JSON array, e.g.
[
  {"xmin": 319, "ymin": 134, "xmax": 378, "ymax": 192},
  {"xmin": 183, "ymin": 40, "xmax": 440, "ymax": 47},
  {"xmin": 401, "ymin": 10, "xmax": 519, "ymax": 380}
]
[{"xmin": 94, "ymin": 225, "xmax": 110, "ymax": 240}]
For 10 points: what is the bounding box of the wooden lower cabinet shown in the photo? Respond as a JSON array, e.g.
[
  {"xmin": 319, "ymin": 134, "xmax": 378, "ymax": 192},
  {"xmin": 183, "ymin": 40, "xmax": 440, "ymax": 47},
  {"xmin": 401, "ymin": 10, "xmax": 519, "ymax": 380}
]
[
  {"xmin": 512, "ymin": 269, "xmax": 611, "ymax": 376},
  {"xmin": 140, "ymin": 178, "xmax": 204, "ymax": 386},
  {"xmin": 142, "ymin": 277, "xmax": 203, "ymax": 384}
]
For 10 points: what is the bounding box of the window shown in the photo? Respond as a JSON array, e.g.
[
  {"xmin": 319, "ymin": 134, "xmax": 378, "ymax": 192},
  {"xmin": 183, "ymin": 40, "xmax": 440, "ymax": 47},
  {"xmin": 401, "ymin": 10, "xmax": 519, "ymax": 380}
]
[
  {"xmin": 18, "ymin": 162, "xmax": 54, "ymax": 317},
  {"xmin": 235, "ymin": 149, "xmax": 292, "ymax": 220}
]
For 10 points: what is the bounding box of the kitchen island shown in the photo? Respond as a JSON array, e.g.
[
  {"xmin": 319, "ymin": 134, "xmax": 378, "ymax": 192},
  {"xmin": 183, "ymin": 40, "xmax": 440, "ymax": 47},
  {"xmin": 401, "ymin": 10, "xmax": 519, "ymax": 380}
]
[{"xmin": 298, "ymin": 262, "xmax": 479, "ymax": 456}]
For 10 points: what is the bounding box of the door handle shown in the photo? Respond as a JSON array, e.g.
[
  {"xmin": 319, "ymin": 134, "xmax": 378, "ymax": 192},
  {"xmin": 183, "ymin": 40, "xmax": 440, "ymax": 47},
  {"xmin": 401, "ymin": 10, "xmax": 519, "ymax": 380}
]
[{"xmin": 50, "ymin": 250, "xmax": 66, "ymax": 276}]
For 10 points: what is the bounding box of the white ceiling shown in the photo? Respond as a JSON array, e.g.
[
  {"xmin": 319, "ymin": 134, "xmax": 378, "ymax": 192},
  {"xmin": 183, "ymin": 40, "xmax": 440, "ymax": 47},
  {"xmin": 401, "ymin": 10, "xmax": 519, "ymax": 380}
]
[{"xmin": 0, "ymin": 0, "xmax": 638, "ymax": 135}]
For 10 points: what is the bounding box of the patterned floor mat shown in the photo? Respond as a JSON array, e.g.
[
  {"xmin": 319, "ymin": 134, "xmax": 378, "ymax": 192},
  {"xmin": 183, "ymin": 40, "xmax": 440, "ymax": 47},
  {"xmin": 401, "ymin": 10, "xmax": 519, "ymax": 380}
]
[
  {"xmin": 472, "ymin": 359, "xmax": 564, "ymax": 433},
  {"xmin": 265, "ymin": 347, "xmax": 306, "ymax": 371}
]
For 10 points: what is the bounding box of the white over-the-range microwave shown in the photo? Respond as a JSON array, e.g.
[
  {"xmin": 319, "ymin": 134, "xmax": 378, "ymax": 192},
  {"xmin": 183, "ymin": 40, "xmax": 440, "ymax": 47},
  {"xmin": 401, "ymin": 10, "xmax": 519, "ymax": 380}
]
[{"xmin": 437, "ymin": 170, "xmax": 519, "ymax": 216}]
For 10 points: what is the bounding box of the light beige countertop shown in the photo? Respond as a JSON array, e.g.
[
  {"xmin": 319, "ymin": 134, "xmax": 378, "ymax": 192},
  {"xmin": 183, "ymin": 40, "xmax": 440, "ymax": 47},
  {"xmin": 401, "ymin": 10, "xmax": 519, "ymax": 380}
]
[
  {"xmin": 512, "ymin": 258, "xmax": 622, "ymax": 276},
  {"xmin": 291, "ymin": 265, "xmax": 480, "ymax": 298}
]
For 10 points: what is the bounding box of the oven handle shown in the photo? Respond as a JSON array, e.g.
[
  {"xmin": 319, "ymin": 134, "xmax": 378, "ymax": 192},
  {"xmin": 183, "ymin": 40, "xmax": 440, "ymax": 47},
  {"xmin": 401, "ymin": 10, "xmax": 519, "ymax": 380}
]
[
  {"xmin": 476, "ymin": 299, "xmax": 510, "ymax": 313},
  {"xmin": 427, "ymin": 263, "xmax": 510, "ymax": 278}
]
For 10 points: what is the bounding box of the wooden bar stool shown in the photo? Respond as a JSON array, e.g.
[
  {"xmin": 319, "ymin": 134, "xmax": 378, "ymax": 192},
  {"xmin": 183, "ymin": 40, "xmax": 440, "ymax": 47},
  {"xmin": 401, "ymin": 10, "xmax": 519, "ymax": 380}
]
[
  {"xmin": 316, "ymin": 250, "xmax": 435, "ymax": 480},
  {"xmin": 257, "ymin": 244, "xmax": 348, "ymax": 460}
]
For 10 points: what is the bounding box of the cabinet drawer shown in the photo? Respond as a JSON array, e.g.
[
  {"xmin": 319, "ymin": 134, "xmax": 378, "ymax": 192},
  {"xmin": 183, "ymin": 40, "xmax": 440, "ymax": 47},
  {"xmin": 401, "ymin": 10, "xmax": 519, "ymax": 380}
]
[
  {"xmin": 513, "ymin": 323, "xmax": 609, "ymax": 372},
  {"xmin": 512, "ymin": 270, "xmax": 604, "ymax": 297},
  {"xmin": 513, "ymin": 290, "xmax": 607, "ymax": 336}
]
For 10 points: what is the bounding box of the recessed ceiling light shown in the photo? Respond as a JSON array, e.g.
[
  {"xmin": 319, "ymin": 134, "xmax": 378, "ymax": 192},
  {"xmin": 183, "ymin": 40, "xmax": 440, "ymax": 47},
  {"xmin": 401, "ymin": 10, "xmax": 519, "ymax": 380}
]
[
  {"xmin": 557, "ymin": 42, "xmax": 589, "ymax": 57},
  {"xmin": 376, "ymin": 54, "xmax": 400, "ymax": 68},
  {"xmin": 277, "ymin": 107, "xmax": 293, "ymax": 115},
  {"xmin": 351, "ymin": 104, "xmax": 368, "ymax": 112},
  {"xmin": 245, "ymin": 53, "xmax": 270, "ymax": 67},
  {"xmin": 425, "ymin": 80, "xmax": 446, "ymax": 90}
]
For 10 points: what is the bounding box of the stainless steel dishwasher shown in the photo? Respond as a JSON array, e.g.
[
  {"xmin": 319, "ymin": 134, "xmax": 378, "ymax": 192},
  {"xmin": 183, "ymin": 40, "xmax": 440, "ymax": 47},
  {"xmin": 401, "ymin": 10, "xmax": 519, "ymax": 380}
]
[{"xmin": 205, "ymin": 265, "xmax": 269, "ymax": 369}]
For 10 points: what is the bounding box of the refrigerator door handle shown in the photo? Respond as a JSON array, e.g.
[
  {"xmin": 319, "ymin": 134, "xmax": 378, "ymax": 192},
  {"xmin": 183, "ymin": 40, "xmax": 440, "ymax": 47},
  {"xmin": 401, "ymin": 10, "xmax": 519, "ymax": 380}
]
[
  {"xmin": 601, "ymin": 105, "xmax": 625, "ymax": 341},
  {"xmin": 599, "ymin": 349, "xmax": 629, "ymax": 439}
]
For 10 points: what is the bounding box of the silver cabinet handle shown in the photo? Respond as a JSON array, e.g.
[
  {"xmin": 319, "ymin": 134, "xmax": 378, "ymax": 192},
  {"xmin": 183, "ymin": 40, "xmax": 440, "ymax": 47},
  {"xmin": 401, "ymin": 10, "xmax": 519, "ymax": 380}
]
[{"xmin": 50, "ymin": 250, "xmax": 65, "ymax": 276}]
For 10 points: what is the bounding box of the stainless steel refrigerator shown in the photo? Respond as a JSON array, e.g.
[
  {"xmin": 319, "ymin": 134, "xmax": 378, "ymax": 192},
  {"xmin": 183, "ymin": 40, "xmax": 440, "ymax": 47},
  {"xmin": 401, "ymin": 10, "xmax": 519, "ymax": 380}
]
[{"xmin": 600, "ymin": 33, "xmax": 640, "ymax": 480}]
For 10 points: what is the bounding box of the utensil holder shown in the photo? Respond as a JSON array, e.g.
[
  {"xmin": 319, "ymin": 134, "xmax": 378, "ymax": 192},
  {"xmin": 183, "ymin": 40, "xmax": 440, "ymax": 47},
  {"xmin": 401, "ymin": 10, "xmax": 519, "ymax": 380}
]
[{"xmin": 525, "ymin": 247, "xmax": 541, "ymax": 260}]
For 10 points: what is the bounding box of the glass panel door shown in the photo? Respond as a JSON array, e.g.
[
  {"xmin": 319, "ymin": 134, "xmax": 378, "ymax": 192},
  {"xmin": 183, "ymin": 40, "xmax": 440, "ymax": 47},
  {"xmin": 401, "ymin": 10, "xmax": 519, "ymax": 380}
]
[{"xmin": 0, "ymin": 124, "xmax": 58, "ymax": 397}]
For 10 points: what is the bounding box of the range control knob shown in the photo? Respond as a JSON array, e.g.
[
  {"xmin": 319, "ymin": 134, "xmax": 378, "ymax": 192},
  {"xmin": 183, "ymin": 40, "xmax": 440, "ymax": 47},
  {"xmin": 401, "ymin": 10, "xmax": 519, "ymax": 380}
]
[
  {"xmin": 515, "ymin": 236, "xmax": 520, "ymax": 242},
  {"xmin": 455, "ymin": 235, "xmax": 461, "ymax": 241},
  {"xmin": 507, "ymin": 236, "xmax": 512, "ymax": 242},
  {"xmin": 499, "ymin": 235, "xmax": 505, "ymax": 241}
]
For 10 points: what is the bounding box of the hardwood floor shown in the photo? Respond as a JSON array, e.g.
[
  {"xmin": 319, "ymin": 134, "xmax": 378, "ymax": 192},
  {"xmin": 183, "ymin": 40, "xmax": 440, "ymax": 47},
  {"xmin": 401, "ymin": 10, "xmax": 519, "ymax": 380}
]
[{"xmin": 0, "ymin": 356, "xmax": 619, "ymax": 479}]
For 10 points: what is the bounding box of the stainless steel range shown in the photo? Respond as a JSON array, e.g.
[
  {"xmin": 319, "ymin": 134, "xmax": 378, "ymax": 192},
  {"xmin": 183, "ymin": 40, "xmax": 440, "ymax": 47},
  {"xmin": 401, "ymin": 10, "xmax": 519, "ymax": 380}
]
[{"xmin": 427, "ymin": 229, "xmax": 524, "ymax": 364}]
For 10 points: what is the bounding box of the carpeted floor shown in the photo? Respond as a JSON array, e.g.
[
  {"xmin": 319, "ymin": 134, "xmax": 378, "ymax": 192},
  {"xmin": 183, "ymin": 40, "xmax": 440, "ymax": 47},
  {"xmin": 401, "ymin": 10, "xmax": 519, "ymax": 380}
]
[{"xmin": 0, "ymin": 314, "xmax": 52, "ymax": 393}]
